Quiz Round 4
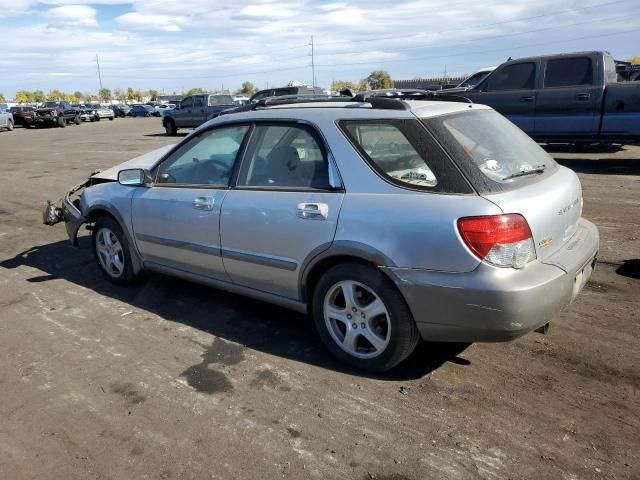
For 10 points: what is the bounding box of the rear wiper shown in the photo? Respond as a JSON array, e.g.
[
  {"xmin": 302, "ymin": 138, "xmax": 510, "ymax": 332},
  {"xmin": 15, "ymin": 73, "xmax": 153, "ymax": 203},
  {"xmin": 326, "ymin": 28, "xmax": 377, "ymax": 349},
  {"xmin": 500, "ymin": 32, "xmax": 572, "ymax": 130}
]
[{"xmin": 503, "ymin": 165, "xmax": 546, "ymax": 180}]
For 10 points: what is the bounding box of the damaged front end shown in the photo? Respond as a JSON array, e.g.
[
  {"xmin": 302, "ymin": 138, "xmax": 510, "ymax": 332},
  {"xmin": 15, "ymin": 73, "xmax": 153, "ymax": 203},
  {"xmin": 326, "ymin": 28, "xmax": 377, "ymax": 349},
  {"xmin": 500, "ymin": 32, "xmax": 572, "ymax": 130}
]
[{"xmin": 42, "ymin": 173, "xmax": 98, "ymax": 245}]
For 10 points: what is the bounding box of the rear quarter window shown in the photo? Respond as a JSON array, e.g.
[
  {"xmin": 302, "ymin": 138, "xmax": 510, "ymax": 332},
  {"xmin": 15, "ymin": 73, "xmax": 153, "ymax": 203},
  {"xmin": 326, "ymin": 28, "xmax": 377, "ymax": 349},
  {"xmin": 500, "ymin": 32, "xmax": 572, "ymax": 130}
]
[{"xmin": 338, "ymin": 119, "xmax": 473, "ymax": 194}]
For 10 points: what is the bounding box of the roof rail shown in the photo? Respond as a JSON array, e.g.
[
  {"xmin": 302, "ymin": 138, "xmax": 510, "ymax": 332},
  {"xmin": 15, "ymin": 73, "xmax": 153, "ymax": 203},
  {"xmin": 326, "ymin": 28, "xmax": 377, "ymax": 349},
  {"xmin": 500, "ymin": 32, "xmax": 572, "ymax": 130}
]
[{"xmin": 358, "ymin": 89, "xmax": 473, "ymax": 104}]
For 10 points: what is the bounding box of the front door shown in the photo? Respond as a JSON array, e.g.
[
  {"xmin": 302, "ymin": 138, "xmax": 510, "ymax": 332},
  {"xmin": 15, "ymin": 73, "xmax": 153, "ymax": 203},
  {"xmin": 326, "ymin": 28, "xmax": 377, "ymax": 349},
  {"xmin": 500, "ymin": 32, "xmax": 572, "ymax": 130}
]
[
  {"xmin": 464, "ymin": 61, "xmax": 539, "ymax": 133},
  {"xmin": 220, "ymin": 123, "xmax": 344, "ymax": 299},
  {"xmin": 534, "ymin": 55, "xmax": 601, "ymax": 138},
  {"xmin": 131, "ymin": 124, "xmax": 251, "ymax": 280},
  {"xmin": 173, "ymin": 96, "xmax": 193, "ymax": 128}
]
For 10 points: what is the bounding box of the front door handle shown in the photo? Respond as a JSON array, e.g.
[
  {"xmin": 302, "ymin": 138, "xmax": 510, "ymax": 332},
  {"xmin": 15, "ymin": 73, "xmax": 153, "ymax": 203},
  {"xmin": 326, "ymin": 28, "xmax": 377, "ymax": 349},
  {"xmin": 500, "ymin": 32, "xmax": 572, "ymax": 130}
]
[
  {"xmin": 193, "ymin": 196, "xmax": 214, "ymax": 211},
  {"xmin": 520, "ymin": 95, "xmax": 535, "ymax": 102},
  {"xmin": 297, "ymin": 203, "xmax": 328, "ymax": 220},
  {"xmin": 575, "ymin": 93, "xmax": 591, "ymax": 101}
]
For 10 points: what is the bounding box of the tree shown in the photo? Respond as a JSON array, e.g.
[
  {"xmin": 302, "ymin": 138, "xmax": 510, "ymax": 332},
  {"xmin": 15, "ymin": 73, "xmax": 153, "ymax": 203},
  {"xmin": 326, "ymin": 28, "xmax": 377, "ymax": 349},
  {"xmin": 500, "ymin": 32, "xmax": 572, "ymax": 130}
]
[
  {"xmin": 148, "ymin": 89, "xmax": 159, "ymax": 101},
  {"xmin": 0, "ymin": 93, "xmax": 5, "ymax": 103},
  {"xmin": 114, "ymin": 88, "xmax": 126, "ymax": 102},
  {"xmin": 366, "ymin": 70, "xmax": 393, "ymax": 90},
  {"xmin": 236, "ymin": 82, "xmax": 257, "ymax": 97},
  {"xmin": 15, "ymin": 90, "xmax": 34, "ymax": 104},
  {"xmin": 33, "ymin": 90, "xmax": 45, "ymax": 103},
  {"xmin": 66, "ymin": 94, "xmax": 78, "ymax": 104},
  {"xmin": 47, "ymin": 90, "xmax": 65, "ymax": 101},
  {"xmin": 628, "ymin": 56, "xmax": 640, "ymax": 64},
  {"xmin": 185, "ymin": 87, "xmax": 206, "ymax": 97},
  {"xmin": 73, "ymin": 91, "xmax": 84, "ymax": 102},
  {"xmin": 99, "ymin": 88, "xmax": 111, "ymax": 103},
  {"xmin": 331, "ymin": 80, "xmax": 357, "ymax": 92},
  {"xmin": 126, "ymin": 87, "xmax": 137, "ymax": 102}
]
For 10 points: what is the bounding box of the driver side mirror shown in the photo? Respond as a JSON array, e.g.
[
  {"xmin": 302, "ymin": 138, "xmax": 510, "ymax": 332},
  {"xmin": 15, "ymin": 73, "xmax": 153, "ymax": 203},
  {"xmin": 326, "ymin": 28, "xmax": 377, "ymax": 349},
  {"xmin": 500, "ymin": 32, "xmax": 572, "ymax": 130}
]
[{"xmin": 118, "ymin": 168, "xmax": 151, "ymax": 186}]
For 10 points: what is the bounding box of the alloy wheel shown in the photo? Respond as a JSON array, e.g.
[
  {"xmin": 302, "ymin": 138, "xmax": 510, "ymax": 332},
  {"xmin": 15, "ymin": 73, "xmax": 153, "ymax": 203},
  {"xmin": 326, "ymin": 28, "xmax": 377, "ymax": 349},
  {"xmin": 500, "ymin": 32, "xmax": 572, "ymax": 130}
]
[
  {"xmin": 323, "ymin": 280, "xmax": 391, "ymax": 359},
  {"xmin": 95, "ymin": 227, "xmax": 125, "ymax": 278}
]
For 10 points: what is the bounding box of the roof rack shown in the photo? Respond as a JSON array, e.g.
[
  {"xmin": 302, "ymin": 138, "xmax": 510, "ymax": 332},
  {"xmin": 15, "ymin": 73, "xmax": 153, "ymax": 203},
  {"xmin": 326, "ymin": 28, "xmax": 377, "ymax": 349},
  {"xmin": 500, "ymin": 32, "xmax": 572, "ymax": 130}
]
[{"xmin": 219, "ymin": 89, "xmax": 471, "ymax": 116}]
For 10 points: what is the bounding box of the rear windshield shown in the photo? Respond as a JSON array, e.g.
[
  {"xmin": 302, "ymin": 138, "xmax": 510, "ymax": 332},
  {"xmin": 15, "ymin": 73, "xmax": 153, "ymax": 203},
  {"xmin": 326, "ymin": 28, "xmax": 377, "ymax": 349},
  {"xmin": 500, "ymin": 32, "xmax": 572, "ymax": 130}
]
[{"xmin": 422, "ymin": 109, "xmax": 557, "ymax": 193}]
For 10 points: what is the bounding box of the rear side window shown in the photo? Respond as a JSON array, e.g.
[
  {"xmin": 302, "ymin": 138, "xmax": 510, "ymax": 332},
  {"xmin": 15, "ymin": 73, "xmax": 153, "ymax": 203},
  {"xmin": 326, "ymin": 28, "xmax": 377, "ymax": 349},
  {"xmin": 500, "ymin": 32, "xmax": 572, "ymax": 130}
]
[
  {"xmin": 339, "ymin": 119, "xmax": 472, "ymax": 194},
  {"xmin": 237, "ymin": 124, "xmax": 330, "ymax": 189},
  {"xmin": 544, "ymin": 57, "xmax": 593, "ymax": 87},
  {"xmin": 488, "ymin": 62, "xmax": 536, "ymax": 90}
]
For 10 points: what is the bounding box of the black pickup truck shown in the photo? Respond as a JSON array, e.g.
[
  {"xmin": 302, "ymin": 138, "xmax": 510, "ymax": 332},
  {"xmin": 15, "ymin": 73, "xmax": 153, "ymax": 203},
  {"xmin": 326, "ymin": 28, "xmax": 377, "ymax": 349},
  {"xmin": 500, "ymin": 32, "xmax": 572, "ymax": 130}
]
[
  {"xmin": 35, "ymin": 101, "xmax": 81, "ymax": 128},
  {"xmin": 446, "ymin": 51, "xmax": 640, "ymax": 144}
]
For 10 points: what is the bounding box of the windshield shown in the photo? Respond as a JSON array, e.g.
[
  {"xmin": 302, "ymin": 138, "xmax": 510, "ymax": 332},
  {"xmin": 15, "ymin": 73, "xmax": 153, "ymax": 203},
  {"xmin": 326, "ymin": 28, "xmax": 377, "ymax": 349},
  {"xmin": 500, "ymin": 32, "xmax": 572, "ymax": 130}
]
[
  {"xmin": 457, "ymin": 71, "xmax": 491, "ymax": 88},
  {"xmin": 42, "ymin": 102, "xmax": 60, "ymax": 108},
  {"xmin": 423, "ymin": 109, "xmax": 557, "ymax": 192}
]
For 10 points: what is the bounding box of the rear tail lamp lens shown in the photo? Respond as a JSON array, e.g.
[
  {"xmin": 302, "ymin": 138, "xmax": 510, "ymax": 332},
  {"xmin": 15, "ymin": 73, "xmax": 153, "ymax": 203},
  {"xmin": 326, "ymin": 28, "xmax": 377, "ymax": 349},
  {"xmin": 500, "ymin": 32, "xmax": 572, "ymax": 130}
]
[{"xmin": 457, "ymin": 214, "xmax": 536, "ymax": 269}]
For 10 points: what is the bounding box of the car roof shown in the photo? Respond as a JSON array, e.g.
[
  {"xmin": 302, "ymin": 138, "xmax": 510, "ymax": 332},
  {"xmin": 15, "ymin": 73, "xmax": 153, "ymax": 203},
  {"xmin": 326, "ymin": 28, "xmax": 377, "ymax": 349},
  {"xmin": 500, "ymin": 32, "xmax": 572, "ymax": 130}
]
[{"xmin": 206, "ymin": 100, "xmax": 489, "ymax": 127}]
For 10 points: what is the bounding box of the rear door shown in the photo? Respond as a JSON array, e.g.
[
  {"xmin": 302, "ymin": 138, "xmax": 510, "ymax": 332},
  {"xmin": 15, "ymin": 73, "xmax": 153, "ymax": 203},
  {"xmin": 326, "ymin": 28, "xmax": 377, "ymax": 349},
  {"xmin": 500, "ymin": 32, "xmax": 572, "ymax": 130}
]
[
  {"xmin": 220, "ymin": 122, "xmax": 344, "ymax": 299},
  {"xmin": 464, "ymin": 61, "xmax": 539, "ymax": 133},
  {"xmin": 534, "ymin": 55, "xmax": 601, "ymax": 138},
  {"xmin": 191, "ymin": 95, "xmax": 207, "ymax": 126},
  {"xmin": 131, "ymin": 124, "xmax": 250, "ymax": 280}
]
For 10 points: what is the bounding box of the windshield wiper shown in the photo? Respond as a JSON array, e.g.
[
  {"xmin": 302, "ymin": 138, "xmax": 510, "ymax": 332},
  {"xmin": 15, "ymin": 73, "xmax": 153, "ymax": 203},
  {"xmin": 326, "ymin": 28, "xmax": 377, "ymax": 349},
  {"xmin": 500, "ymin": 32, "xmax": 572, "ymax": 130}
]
[{"xmin": 503, "ymin": 165, "xmax": 546, "ymax": 180}]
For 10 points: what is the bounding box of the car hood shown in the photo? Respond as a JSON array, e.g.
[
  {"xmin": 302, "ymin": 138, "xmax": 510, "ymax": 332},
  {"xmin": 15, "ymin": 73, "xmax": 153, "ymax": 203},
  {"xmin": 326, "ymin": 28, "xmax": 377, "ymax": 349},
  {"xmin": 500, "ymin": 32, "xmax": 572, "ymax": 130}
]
[{"xmin": 91, "ymin": 144, "xmax": 175, "ymax": 181}]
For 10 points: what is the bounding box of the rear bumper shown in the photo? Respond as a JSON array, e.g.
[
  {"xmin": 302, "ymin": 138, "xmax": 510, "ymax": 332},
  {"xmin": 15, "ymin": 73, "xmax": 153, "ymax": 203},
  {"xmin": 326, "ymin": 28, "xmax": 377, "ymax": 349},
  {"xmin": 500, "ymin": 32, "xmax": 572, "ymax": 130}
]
[{"xmin": 383, "ymin": 218, "xmax": 599, "ymax": 343}]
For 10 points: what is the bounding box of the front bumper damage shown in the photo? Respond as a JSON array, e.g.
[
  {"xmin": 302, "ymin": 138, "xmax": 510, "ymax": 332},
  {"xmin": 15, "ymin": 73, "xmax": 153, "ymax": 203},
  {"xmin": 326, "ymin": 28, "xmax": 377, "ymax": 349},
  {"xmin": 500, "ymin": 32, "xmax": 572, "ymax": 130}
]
[{"xmin": 42, "ymin": 176, "xmax": 95, "ymax": 245}]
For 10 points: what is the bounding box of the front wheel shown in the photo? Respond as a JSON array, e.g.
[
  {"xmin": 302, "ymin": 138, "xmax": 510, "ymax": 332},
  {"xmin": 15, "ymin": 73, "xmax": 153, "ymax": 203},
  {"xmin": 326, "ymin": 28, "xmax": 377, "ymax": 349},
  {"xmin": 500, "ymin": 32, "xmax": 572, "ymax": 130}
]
[
  {"xmin": 74, "ymin": 116, "xmax": 81, "ymax": 125},
  {"xmin": 312, "ymin": 263, "xmax": 420, "ymax": 372},
  {"xmin": 164, "ymin": 118, "xmax": 177, "ymax": 136},
  {"xmin": 109, "ymin": 117, "xmax": 114, "ymax": 121},
  {"xmin": 92, "ymin": 217, "xmax": 138, "ymax": 285},
  {"xmin": 7, "ymin": 120, "xmax": 13, "ymax": 131},
  {"xmin": 58, "ymin": 116, "xmax": 66, "ymax": 128}
]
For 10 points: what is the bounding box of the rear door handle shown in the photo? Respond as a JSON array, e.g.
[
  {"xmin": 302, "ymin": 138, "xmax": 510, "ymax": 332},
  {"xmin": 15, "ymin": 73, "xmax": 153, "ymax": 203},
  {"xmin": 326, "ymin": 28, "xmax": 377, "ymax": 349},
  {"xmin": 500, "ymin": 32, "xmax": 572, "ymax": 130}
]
[
  {"xmin": 575, "ymin": 93, "xmax": 591, "ymax": 101},
  {"xmin": 297, "ymin": 203, "xmax": 328, "ymax": 220},
  {"xmin": 193, "ymin": 196, "xmax": 214, "ymax": 211},
  {"xmin": 520, "ymin": 95, "xmax": 535, "ymax": 102}
]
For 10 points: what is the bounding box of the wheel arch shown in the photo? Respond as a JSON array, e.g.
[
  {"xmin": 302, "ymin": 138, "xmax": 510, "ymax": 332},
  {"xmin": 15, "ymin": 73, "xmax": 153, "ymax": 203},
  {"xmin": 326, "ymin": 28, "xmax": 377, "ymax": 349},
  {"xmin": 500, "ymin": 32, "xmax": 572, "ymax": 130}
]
[
  {"xmin": 85, "ymin": 203, "xmax": 144, "ymax": 274},
  {"xmin": 299, "ymin": 241, "xmax": 396, "ymax": 306}
]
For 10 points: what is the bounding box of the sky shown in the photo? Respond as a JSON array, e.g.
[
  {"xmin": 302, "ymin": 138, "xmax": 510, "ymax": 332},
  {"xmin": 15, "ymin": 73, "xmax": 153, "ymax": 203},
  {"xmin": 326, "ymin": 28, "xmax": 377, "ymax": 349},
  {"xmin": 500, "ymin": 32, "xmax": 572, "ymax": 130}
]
[{"xmin": 0, "ymin": 0, "xmax": 638, "ymax": 98}]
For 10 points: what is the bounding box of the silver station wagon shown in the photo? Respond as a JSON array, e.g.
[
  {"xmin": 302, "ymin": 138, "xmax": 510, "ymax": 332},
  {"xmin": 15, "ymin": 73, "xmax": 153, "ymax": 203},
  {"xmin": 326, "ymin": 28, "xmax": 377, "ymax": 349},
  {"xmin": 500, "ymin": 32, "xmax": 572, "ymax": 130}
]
[{"xmin": 43, "ymin": 95, "xmax": 599, "ymax": 371}]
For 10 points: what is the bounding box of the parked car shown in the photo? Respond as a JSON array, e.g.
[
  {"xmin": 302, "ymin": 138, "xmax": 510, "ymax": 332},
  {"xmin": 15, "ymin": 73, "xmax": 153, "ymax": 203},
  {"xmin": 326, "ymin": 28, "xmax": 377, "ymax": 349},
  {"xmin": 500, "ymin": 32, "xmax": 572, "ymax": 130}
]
[
  {"xmin": 35, "ymin": 101, "xmax": 80, "ymax": 128},
  {"xmin": 454, "ymin": 67, "xmax": 496, "ymax": 90},
  {"xmin": 43, "ymin": 95, "xmax": 598, "ymax": 371},
  {"xmin": 0, "ymin": 108, "xmax": 14, "ymax": 132},
  {"xmin": 129, "ymin": 105, "xmax": 156, "ymax": 117},
  {"xmin": 9, "ymin": 106, "xmax": 36, "ymax": 128},
  {"xmin": 110, "ymin": 104, "xmax": 131, "ymax": 118},
  {"xmin": 443, "ymin": 51, "xmax": 640, "ymax": 144},
  {"xmin": 88, "ymin": 104, "xmax": 115, "ymax": 121},
  {"xmin": 155, "ymin": 104, "xmax": 176, "ymax": 116},
  {"xmin": 249, "ymin": 86, "xmax": 325, "ymax": 104},
  {"xmin": 73, "ymin": 104, "xmax": 96, "ymax": 122},
  {"xmin": 162, "ymin": 93, "xmax": 236, "ymax": 135}
]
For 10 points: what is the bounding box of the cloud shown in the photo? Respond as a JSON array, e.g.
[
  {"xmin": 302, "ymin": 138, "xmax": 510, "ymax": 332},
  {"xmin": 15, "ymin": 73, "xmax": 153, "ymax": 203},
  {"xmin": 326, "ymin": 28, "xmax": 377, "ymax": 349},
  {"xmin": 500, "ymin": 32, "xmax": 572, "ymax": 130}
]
[
  {"xmin": 237, "ymin": 3, "xmax": 298, "ymax": 19},
  {"xmin": 44, "ymin": 5, "xmax": 98, "ymax": 26},
  {"xmin": 0, "ymin": 0, "xmax": 33, "ymax": 18},
  {"xmin": 115, "ymin": 12, "xmax": 184, "ymax": 32}
]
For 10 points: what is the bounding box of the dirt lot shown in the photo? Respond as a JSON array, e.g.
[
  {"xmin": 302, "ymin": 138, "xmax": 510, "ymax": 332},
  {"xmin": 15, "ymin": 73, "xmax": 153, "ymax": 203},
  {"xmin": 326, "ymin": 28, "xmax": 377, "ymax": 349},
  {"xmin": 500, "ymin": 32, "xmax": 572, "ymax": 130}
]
[{"xmin": 0, "ymin": 119, "xmax": 638, "ymax": 480}]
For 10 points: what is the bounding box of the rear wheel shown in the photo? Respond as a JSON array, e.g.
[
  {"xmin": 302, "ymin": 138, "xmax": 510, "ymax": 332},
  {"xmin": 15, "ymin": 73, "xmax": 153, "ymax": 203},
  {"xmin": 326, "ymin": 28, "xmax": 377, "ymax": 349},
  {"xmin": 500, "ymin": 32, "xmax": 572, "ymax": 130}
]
[
  {"xmin": 312, "ymin": 262, "xmax": 420, "ymax": 372},
  {"xmin": 92, "ymin": 217, "xmax": 137, "ymax": 285},
  {"xmin": 164, "ymin": 118, "xmax": 177, "ymax": 136},
  {"xmin": 74, "ymin": 116, "xmax": 81, "ymax": 125}
]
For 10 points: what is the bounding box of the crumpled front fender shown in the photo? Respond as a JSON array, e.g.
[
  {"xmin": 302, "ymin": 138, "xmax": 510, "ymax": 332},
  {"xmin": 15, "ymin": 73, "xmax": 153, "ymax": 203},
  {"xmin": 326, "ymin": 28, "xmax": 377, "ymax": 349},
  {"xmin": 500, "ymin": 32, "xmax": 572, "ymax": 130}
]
[{"xmin": 62, "ymin": 195, "xmax": 86, "ymax": 246}]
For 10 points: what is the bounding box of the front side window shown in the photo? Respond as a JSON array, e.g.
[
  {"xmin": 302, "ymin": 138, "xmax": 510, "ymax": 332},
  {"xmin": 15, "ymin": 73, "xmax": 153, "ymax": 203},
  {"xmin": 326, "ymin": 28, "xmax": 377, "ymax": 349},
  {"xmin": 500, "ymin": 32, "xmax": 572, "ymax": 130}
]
[
  {"xmin": 237, "ymin": 124, "xmax": 330, "ymax": 189},
  {"xmin": 193, "ymin": 96, "xmax": 204, "ymax": 107},
  {"xmin": 157, "ymin": 125, "xmax": 249, "ymax": 186},
  {"xmin": 544, "ymin": 57, "xmax": 593, "ymax": 87},
  {"xmin": 488, "ymin": 62, "xmax": 536, "ymax": 91},
  {"xmin": 341, "ymin": 121, "xmax": 438, "ymax": 189},
  {"xmin": 181, "ymin": 97, "xmax": 194, "ymax": 108}
]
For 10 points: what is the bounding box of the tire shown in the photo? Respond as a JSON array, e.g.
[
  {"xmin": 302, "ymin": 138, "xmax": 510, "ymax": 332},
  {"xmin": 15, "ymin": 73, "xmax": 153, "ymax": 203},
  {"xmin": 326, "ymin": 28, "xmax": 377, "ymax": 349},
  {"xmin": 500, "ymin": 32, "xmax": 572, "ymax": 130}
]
[
  {"xmin": 58, "ymin": 116, "xmax": 66, "ymax": 128},
  {"xmin": 91, "ymin": 216, "xmax": 138, "ymax": 285},
  {"xmin": 164, "ymin": 118, "xmax": 177, "ymax": 136},
  {"xmin": 144, "ymin": 112, "xmax": 150, "ymax": 118},
  {"xmin": 312, "ymin": 262, "xmax": 420, "ymax": 372},
  {"xmin": 74, "ymin": 116, "xmax": 81, "ymax": 125},
  {"xmin": 95, "ymin": 116, "xmax": 101, "ymax": 122},
  {"xmin": 109, "ymin": 117, "xmax": 114, "ymax": 121},
  {"xmin": 7, "ymin": 120, "xmax": 13, "ymax": 131}
]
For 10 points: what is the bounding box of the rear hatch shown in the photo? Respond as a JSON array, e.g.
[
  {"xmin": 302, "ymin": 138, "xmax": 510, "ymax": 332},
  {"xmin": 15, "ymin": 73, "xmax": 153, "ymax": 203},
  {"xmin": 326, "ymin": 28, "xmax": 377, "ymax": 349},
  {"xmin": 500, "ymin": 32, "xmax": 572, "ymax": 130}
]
[{"xmin": 421, "ymin": 107, "xmax": 582, "ymax": 261}]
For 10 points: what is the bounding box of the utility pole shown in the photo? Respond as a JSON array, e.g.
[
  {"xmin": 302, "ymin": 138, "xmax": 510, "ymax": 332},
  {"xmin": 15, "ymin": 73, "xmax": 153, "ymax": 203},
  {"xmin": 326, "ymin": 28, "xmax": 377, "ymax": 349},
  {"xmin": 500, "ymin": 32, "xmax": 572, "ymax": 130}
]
[
  {"xmin": 96, "ymin": 54, "xmax": 103, "ymax": 97},
  {"xmin": 309, "ymin": 35, "xmax": 316, "ymax": 87}
]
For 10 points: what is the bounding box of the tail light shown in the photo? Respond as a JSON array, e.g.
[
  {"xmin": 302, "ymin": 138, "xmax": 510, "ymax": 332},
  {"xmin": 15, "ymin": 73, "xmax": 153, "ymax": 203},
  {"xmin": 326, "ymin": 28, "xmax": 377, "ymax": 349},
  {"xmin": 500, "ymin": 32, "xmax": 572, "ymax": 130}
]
[{"xmin": 457, "ymin": 214, "xmax": 536, "ymax": 269}]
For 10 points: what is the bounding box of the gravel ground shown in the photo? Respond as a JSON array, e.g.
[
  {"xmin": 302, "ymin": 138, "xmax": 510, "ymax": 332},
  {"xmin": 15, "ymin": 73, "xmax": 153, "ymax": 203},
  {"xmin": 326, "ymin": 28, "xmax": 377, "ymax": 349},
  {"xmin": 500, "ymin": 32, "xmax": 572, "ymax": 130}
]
[{"xmin": 0, "ymin": 119, "xmax": 638, "ymax": 480}]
